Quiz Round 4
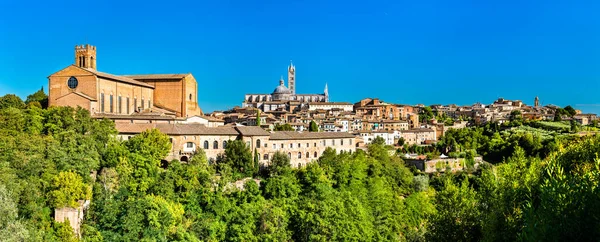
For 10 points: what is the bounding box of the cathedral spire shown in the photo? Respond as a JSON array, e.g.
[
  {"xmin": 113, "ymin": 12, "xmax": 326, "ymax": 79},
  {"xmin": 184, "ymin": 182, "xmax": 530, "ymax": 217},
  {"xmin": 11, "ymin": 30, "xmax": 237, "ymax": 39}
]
[
  {"xmin": 324, "ymin": 83, "xmax": 329, "ymax": 102},
  {"xmin": 288, "ymin": 61, "xmax": 296, "ymax": 95}
]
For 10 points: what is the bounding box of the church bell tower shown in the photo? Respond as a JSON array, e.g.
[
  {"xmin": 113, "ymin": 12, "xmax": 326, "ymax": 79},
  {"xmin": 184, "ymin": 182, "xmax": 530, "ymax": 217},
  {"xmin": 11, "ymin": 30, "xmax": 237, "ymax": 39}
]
[
  {"xmin": 288, "ymin": 61, "xmax": 295, "ymax": 95},
  {"xmin": 75, "ymin": 44, "xmax": 97, "ymax": 70}
]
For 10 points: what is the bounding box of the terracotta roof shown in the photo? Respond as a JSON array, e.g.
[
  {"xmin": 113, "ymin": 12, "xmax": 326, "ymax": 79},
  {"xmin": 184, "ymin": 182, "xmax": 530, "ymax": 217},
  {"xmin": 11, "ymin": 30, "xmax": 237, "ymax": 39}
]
[
  {"xmin": 124, "ymin": 74, "xmax": 189, "ymax": 80},
  {"xmin": 400, "ymin": 128, "xmax": 435, "ymax": 133},
  {"xmin": 74, "ymin": 92, "xmax": 96, "ymax": 101},
  {"xmin": 95, "ymin": 115, "xmax": 180, "ymax": 120},
  {"xmin": 115, "ymin": 123, "xmax": 239, "ymax": 135},
  {"xmin": 269, "ymin": 131, "xmax": 355, "ymax": 140},
  {"xmin": 84, "ymin": 68, "xmax": 154, "ymax": 88},
  {"xmin": 308, "ymin": 102, "xmax": 353, "ymax": 105},
  {"xmin": 235, "ymin": 126, "xmax": 271, "ymax": 136},
  {"xmin": 56, "ymin": 91, "xmax": 97, "ymax": 101},
  {"xmin": 381, "ymin": 120, "xmax": 408, "ymax": 123}
]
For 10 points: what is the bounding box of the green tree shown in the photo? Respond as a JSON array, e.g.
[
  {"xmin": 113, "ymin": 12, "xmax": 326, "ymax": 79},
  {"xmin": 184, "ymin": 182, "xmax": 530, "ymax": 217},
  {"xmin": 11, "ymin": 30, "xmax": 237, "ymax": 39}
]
[
  {"xmin": 0, "ymin": 185, "xmax": 30, "ymax": 241},
  {"xmin": 266, "ymin": 151, "xmax": 291, "ymax": 177},
  {"xmin": 309, "ymin": 120, "xmax": 319, "ymax": 132},
  {"xmin": 397, "ymin": 137, "xmax": 405, "ymax": 146},
  {"xmin": 563, "ymin": 105, "xmax": 577, "ymax": 117},
  {"xmin": 371, "ymin": 136, "xmax": 386, "ymax": 146},
  {"xmin": 220, "ymin": 139, "xmax": 256, "ymax": 177},
  {"xmin": 427, "ymin": 177, "xmax": 482, "ymax": 241},
  {"xmin": 274, "ymin": 123, "xmax": 294, "ymax": 131},
  {"xmin": 256, "ymin": 109, "xmax": 261, "ymax": 126},
  {"xmin": 0, "ymin": 94, "xmax": 25, "ymax": 109},
  {"xmin": 419, "ymin": 106, "xmax": 434, "ymax": 123},
  {"xmin": 49, "ymin": 171, "xmax": 92, "ymax": 208},
  {"xmin": 25, "ymin": 87, "xmax": 48, "ymax": 108}
]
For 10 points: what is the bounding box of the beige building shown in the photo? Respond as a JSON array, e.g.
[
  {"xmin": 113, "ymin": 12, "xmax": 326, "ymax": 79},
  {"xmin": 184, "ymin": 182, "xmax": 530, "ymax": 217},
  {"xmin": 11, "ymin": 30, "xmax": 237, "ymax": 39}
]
[
  {"xmin": 115, "ymin": 123, "xmax": 355, "ymax": 167},
  {"xmin": 400, "ymin": 128, "xmax": 437, "ymax": 145},
  {"xmin": 48, "ymin": 44, "xmax": 202, "ymax": 118}
]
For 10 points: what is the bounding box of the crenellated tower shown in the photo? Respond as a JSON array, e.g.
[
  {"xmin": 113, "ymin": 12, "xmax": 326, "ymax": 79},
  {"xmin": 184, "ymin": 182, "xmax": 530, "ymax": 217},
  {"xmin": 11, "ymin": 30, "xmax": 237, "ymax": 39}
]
[
  {"xmin": 288, "ymin": 61, "xmax": 295, "ymax": 95},
  {"xmin": 75, "ymin": 44, "xmax": 97, "ymax": 70}
]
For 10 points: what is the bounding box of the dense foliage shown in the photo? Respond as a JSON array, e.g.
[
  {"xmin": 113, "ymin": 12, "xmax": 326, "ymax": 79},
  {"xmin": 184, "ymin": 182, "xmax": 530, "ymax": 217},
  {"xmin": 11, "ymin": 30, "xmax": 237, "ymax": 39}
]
[{"xmin": 1, "ymin": 92, "xmax": 600, "ymax": 241}]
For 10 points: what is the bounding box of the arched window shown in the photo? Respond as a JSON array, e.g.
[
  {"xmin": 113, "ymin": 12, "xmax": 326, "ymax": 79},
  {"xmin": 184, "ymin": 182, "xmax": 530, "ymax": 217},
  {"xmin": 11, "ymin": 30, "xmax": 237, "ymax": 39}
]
[
  {"xmin": 341, "ymin": 139, "xmax": 344, "ymax": 145},
  {"xmin": 314, "ymin": 152, "xmax": 318, "ymax": 158},
  {"xmin": 256, "ymin": 139, "xmax": 261, "ymax": 148},
  {"xmin": 298, "ymin": 152, "xmax": 302, "ymax": 158},
  {"xmin": 263, "ymin": 154, "xmax": 269, "ymax": 160},
  {"xmin": 223, "ymin": 141, "xmax": 227, "ymax": 149},
  {"xmin": 141, "ymin": 98, "xmax": 145, "ymax": 109},
  {"xmin": 213, "ymin": 141, "xmax": 218, "ymax": 149},
  {"xmin": 204, "ymin": 141, "xmax": 209, "ymax": 149},
  {"xmin": 288, "ymin": 152, "xmax": 291, "ymax": 159},
  {"xmin": 189, "ymin": 94, "xmax": 192, "ymax": 101},
  {"xmin": 306, "ymin": 152, "xmax": 309, "ymax": 158}
]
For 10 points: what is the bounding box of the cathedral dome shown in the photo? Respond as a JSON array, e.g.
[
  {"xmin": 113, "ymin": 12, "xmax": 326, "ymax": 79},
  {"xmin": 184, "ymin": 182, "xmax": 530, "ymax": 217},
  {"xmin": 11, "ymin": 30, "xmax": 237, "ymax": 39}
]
[{"xmin": 273, "ymin": 85, "xmax": 291, "ymax": 94}]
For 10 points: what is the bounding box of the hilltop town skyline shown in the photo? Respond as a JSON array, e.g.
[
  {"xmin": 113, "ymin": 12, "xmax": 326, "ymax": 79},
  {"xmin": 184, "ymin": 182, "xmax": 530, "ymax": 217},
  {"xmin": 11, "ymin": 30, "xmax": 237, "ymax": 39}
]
[{"xmin": 1, "ymin": 0, "xmax": 599, "ymax": 113}]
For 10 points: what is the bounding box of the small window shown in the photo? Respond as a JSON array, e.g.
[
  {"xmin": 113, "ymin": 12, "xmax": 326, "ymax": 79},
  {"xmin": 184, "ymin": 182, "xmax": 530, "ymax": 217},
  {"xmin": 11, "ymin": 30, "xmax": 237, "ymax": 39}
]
[
  {"xmin": 126, "ymin": 97, "xmax": 130, "ymax": 114},
  {"xmin": 307, "ymin": 143, "xmax": 309, "ymax": 147},
  {"xmin": 281, "ymin": 144, "xmax": 284, "ymax": 148},
  {"xmin": 290, "ymin": 143, "xmax": 293, "ymax": 148},
  {"xmin": 288, "ymin": 152, "xmax": 291, "ymax": 159},
  {"xmin": 298, "ymin": 143, "xmax": 301, "ymax": 148},
  {"xmin": 314, "ymin": 152, "xmax": 318, "ymax": 158},
  {"xmin": 186, "ymin": 142, "xmax": 194, "ymax": 148},
  {"xmin": 256, "ymin": 139, "xmax": 261, "ymax": 148},
  {"xmin": 341, "ymin": 139, "xmax": 344, "ymax": 145},
  {"xmin": 189, "ymin": 94, "xmax": 193, "ymax": 101},
  {"xmin": 306, "ymin": 152, "xmax": 309, "ymax": 158},
  {"xmin": 263, "ymin": 154, "xmax": 269, "ymax": 160},
  {"xmin": 204, "ymin": 141, "xmax": 209, "ymax": 149},
  {"xmin": 141, "ymin": 98, "xmax": 145, "ymax": 109},
  {"xmin": 298, "ymin": 152, "xmax": 302, "ymax": 158},
  {"xmin": 213, "ymin": 141, "xmax": 218, "ymax": 149},
  {"xmin": 273, "ymin": 144, "xmax": 276, "ymax": 149},
  {"xmin": 223, "ymin": 141, "xmax": 228, "ymax": 149},
  {"xmin": 314, "ymin": 142, "xmax": 317, "ymax": 147},
  {"xmin": 148, "ymin": 100, "xmax": 151, "ymax": 109}
]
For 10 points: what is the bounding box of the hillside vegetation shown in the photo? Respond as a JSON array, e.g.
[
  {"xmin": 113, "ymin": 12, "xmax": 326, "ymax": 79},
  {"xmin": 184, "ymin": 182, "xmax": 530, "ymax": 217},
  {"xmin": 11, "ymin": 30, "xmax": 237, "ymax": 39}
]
[{"xmin": 0, "ymin": 93, "xmax": 599, "ymax": 241}]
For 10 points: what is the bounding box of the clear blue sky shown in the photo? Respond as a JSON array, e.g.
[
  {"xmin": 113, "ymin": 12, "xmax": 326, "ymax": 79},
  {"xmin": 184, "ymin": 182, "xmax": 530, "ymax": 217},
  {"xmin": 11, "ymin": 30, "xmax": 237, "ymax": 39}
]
[{"xmin": 0, "ymin": 0, "xmax": 599, "ymax": 113}]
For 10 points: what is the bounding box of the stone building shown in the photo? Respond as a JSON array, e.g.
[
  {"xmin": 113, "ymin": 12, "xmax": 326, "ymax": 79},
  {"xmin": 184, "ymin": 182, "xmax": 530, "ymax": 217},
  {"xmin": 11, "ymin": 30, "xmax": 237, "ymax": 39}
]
[
  {"xmin": 243, "ymin": 62, "xmax": 329, "ymax": 112},
  {"xmin": 399, "ymin": 128, "xmax": 437, "ymax": 145},
  {"xmin": 48, "ymin": 44, "xmax": 202, "ymax": 118},
  {"xmin": 115, "ymin": 123, "xmax": 356, "ymax": 167}
]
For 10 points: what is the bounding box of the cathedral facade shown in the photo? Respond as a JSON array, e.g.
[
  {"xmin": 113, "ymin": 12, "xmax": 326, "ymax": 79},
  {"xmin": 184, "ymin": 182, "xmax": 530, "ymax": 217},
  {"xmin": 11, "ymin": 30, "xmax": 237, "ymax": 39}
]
[{"xmin": 243, "ymin": 63, "xmax": 329, "ymax": 112}]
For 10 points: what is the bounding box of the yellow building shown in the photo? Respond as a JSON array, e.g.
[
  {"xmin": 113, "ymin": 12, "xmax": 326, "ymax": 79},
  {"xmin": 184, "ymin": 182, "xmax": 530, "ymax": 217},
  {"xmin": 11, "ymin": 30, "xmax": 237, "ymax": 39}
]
[{"xmin": 48, "ymin": 44, "xmax": 202, "ymax": 117}]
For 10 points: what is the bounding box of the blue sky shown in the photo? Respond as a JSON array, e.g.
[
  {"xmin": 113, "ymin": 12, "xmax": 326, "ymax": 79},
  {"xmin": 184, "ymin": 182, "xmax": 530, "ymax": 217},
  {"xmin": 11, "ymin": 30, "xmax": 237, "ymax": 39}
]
[{"xmin": 0, "ymin": 0, "xmax": 599, "ymax": 113}]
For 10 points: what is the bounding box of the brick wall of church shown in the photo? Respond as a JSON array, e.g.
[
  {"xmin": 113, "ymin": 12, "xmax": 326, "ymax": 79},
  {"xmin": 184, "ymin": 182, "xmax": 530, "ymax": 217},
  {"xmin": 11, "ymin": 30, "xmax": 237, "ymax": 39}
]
[
  {"xmin": 145, "ymin": 79, "xmax": 184, "ymax": 116},
  {"xmin": 97, "ymin": 79, "xmax": 153, "ymax": 114},
  {"xmin": 184, "ymin": 75, "xmax": 202, "ymax": 116},
  {"xmin": 48, "ymin": 66, "xmax": 97, "ymax": 108}
]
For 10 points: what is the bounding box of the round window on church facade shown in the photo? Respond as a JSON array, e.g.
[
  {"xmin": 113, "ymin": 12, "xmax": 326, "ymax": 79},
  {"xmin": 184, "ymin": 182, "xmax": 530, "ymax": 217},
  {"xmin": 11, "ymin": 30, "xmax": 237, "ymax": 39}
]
[{"xmin": 67, "ymin": 76, "xmax": 78, "ymax": 89}]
